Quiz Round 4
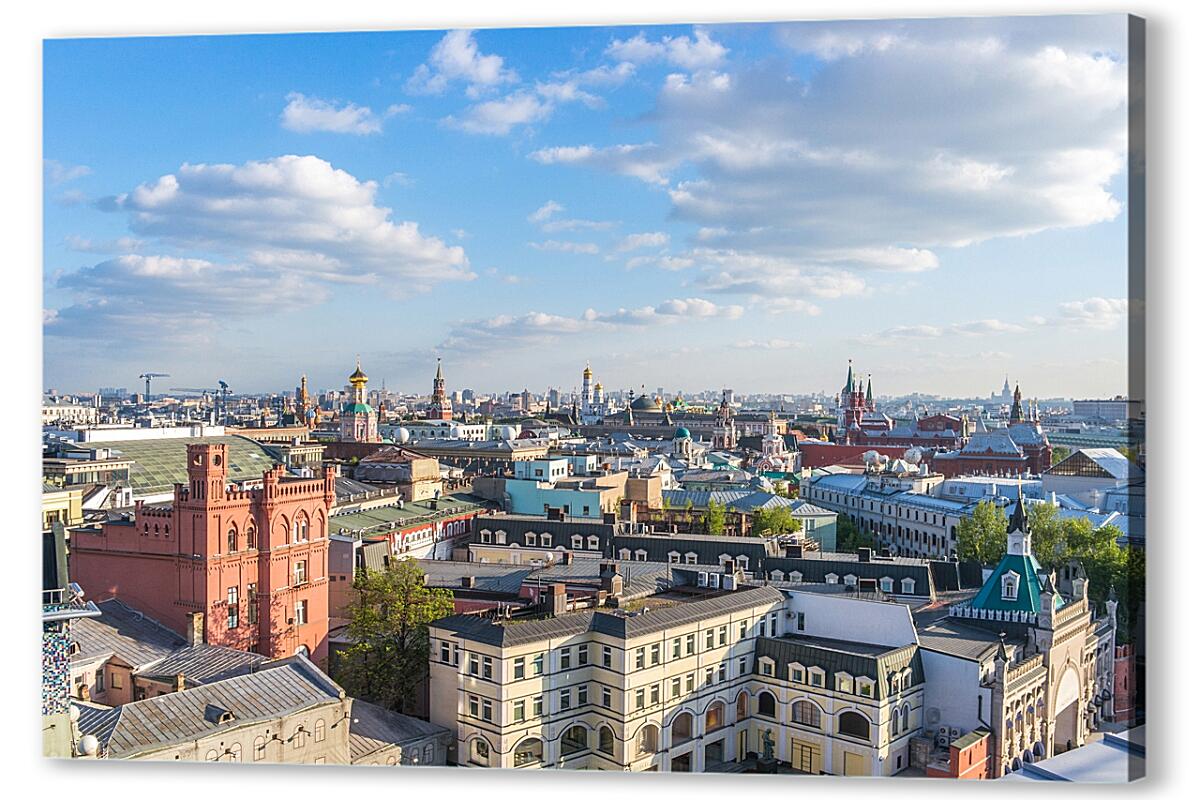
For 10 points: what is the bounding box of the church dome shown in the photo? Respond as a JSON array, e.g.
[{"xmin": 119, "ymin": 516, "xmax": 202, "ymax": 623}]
[
  {"xmin": 674, "ymin": 426, "xmax": 692, "ymax": 440},
  {"xmin": 630, "ymin": 394, "xmax": 657, "ymax": 411}
]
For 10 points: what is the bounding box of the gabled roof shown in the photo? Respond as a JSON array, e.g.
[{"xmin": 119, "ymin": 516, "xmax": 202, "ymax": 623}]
[
  {"xmin": 71, "ymin": 599, "xmax": 185, "ymax": 667},
  {"xmin": 348, "ymin": 698, "xmax": 449, "ymax": 763}
]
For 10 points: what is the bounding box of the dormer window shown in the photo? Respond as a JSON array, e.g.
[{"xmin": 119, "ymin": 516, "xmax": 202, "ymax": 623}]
[
  {"xmin": 1001, "ymin": 571, "xmax": 1021, "ymax": 601},
  {"xmin": 668, "ymin": 551, "xmax": 681, "ymax": 564}
]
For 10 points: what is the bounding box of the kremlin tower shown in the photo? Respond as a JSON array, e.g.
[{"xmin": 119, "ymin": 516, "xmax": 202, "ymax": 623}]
[{"xmin": 427, "ymin": 358, "xmax": 454, "ymax": 421}]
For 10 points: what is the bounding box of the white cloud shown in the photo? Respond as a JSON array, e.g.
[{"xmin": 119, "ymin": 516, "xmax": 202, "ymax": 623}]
[
  {"xmin": 605, "ymin": 29, "xmax": 728, "ymax": 70},
  {"xmin": 617, "ymin": 232, "xmax": 670, "ymax": 252},
  {"xmin": 45, "ymin": 159, "xmax": 91, "ymax": 185},
  {"xmin": 568, "ymin": 61, "xmax": 637, "ymax": 88},
  {"xmin": 528, "ymin": 200, "xmax": 564, "ymax": 223},
  {"xmin": 446, "ymin": 91, "xmax": 552, "ymax": 135},
  {"xmin": 529, "ymin": 240, "xmax": 600, "ymax": 254},
  {"xmin": 47, "ymin": 254, "xmax": 326, "ymax": 346},
  {"xmin": 64, "ymin": 235, "xmax": 144, "ymax": 254},
  {"xmin": 406, "ymin": 30, "xmax": 518, "ymax": 97},
  {"xmin": 535, "ymin": 80, "xmax": 603, "ymax": 110},
  {"xmin": 1053, "ymin": 297, "xmax": 1128, "ymax": 330},
  {"xmin": 539, "ymin": 22, "xmax": 1128, "ymax": 313},
  {"xmin": 95, "ymin": 154, "xmax": 472, "ymax": 289},
  {"xmin": 733, "ymin": 338, "xmax": 807, "ymax": 350},
  {"xmin": 442, "ymin": 296, "xmax": 742, "ymax": 351},
  {"xmin": 280, "ymin": 93, "xmax": 383, "ymax": 135}
]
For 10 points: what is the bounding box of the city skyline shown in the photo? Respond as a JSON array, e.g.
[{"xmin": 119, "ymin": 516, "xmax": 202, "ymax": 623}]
[{"xmin": 44, "ymin": 16, "xmax": 1132, "ymax": 397}]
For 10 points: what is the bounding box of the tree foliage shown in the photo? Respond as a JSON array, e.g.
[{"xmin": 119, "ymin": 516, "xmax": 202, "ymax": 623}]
[
  {"xmin": 703, "ymin": 500, "xmax": 726, "ymax": 536},
  {"xmin": 1051, "ymin": 446, "xmax": 1072, "ymax": 466},
  {"xmin": 835, "ymin": 514, "xmax": 872, "ymax": 553},
  {"xmin": 331, "ymin": 558, "xmax": 454, "ymax": 713},
  {"xmin": 955, "ymin": 501, "xmax": 1008, "ymax": 564},
  {"xmin": 750, "ymin": 506, "xmax": 800, "ymax": 538}
]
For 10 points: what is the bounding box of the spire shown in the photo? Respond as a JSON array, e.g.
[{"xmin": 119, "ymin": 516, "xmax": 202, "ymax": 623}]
[
  {"xmin": 435, "ymin": 357, "xmax": 443, "ymax": 380},
  {"xmin": 844, "ymin": 359, "xmax": 854, "ymax": 395},
  {"xmin": 1010, "ymin": 382, "xmax": 1024, "ymax": 422},
  {"xmin": 1007, "ymin": 492, "xmax": 1028, "ymax": 534},
  {"xmin": 866, "ymin": 374, "xmax": 873, "ymax": 404}
]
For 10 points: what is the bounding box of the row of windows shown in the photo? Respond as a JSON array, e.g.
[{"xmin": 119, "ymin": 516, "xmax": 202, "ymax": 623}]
[
  {"xmin": 204, "ymin": 719, "xmax": 329, "ymax": 762},
  {"xmin": 471, "ymin": 696, "xmax": 877, "ymax": 766}
]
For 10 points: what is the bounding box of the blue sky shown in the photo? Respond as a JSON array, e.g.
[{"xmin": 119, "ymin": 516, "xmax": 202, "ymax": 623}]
[{"xmin": 43, "ymin": 16, "xmax": 1132, "ymax": 399}]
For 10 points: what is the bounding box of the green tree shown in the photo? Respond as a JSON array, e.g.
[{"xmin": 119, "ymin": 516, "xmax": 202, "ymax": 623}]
[
  {"xmin": 956, "ymin": 501, "xmax": 1008, "ymax": 564},
  {"xmin": 1051, "ymin": 446, "xmax": 1071, "ymax": 466},
  {"xmin": 331, "ymin": 559, "xmax": 454, "ymax": 713},
  {"xmin": 835, "ymin": 514, "xmax": 872, "ymax": 553},
  {"xmin": 751, "ymin": 506, "xmax": 801, "ymax": 538},
  {"xmin": 703, "ymin": 500, "xmax": 727, "ymax": 536},
  {"xmin": 1028, "ymin": 502, "xmax": 1068, "ymax": 570}
]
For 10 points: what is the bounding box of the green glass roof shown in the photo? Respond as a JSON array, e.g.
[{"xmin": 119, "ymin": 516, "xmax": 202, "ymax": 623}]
[
  {"xmin": 329, "ymin": 493, "xmax": 490, "ymax": 537},
  {"xmin": 73, "ymin": 435, "xmax": 282, "ymax": 498}
]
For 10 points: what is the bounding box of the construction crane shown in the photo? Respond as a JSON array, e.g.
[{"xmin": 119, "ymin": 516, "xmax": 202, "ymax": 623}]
[
  {"xmin": 139, "ymin": 372, "xmax": 170, "ymax": 399},
  {"xmin": 217, "ymin": 381, "xmax": 231, "ymax": 423}
]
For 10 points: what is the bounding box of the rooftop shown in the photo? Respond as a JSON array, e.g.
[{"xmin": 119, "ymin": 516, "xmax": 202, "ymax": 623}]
[
  {"xmin": 329, "ymin": 493, "xmax": 490, "ymax": 537},
  {"xmin": 68, "ymin": 435, "xmax": 282, "ymax": 497}
]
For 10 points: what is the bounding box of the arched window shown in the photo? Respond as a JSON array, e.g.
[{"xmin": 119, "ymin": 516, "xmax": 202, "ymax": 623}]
[
  {"xmin": 253, "ymin": 736, "xmax": 266, "ymax": 761},
  {"xmin": 598, "ymin": 725, "xmax": 615, "ymax": 755},
  {"xmin": 205, "ymin": 749, "xmax": 219, "ymax": 762},
  {"xmin": 757, "ymin": 691, "xmax": 777, "ymax": 719},
  {"xmin": 561, "ymin": 725, "xmax": 588, "ymax": 756},
  {"xmin": 514, "ymin": 737, "xmax": 543, "ymax": 767},
  {"xmin": 245, "ymin": 523, "xmax": 256, "ymax": 550},
  {"xmin": 902, "ymin": 703, "xmax": 911, "ymax": 731},
  {"xmin": 837, "ymin": 711, "xmax": 871, "ymax": 740},
  {"xmin": 890, "ymin": 708, "xmax": 901, "ymax": 736},
  {"xmin": 792, "ymin": 700, "xmax": 821, "ymax": 728},
  {"xmin": 705, "ymin": 700, "xmax": 725, "ymax": 732},
  {"xmin": 423, "ymin": 743, "xmax": 434, "ymax": 763},
  {"xmin": 471, "ymin": 738, "xmax": 490, "ymax": 765},
  {"xmin": 637, "ymin": 725, "xmax": 658, "ymax": 756},
  {"xmin": 736, "ymin": 691, "xmax": 750, "ymax": 720},
  {"xmin": 228, "ymin": 742, "xmax": 242, "ymax": 762},
  {"xmin": 671, "ymin": 712, "xmax": 694, "ymax": 746},
  {"xmin": 227, "ymin": 525, "xmax": 238, "ymax": 553},
  {"xmin": 314, "ymin": 718, "xmax": 326, "ymax": 742}
]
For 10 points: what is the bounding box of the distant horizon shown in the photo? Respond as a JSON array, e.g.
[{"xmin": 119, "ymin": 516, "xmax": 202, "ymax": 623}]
[{"xmin": 44, "ymin": 17, "xmax": 1132, "ymax": 399}]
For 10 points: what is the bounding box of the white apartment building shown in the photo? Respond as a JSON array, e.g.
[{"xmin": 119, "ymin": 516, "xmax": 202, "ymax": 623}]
[{"xmin": 428, "ymin": 573, "xmax": 926, "ymax": 776}]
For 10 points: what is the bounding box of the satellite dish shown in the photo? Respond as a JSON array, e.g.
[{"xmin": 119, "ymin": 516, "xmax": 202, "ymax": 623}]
[
  {"xmin": 78, "ymin": 734, "xmax": 99, "ymax": 756},
  {"xmin": 68, "ymin": 705, "xmax": 81, "ymax": 723},
  {"xmin": 396, "ymin": 428, "xmax": 411, "ymax": 444},
  {"xmin": 904, "ymin": 447, "xmax": 923, "ymax": 465}
]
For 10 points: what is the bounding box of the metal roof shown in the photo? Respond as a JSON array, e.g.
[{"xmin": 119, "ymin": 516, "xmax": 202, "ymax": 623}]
[
  {"xmin": 756, "ymin": 634, "xmax": 924, "ymax": 700},
  {"xmin": 76, "ymin": 656, "xmax": 343, "ymax": 759},
  {"xmin": 329, "ymin": 493, "xmax": 489, "ymax": 537},
  {"xmin": 434, "ymin": 586, "xmax": 783, "ymax": 647},
  {"xmin": 71, "ymin": 599, "xmax": 185, "ymax": 667},
  {"xmin": 138, "ymin": 644, "xmax": 267, "ymax": 686},
  {"xmin": 347, "ymin": 698, "xmax": 450, "ymax": 763}
]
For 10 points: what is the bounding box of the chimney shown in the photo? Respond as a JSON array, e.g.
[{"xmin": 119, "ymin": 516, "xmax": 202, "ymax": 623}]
[
  {"xmin": 602, "ymin": 511, "xmax": 617, "ymax": 525},
  {"xmin": 547, "ymin": 507, "xmax": 563, "ymax": 521},
  {"xmin": 600, "ymin": 563, "xmax": 623, "ymax": 597},
  {"xmin": 175, "ymin": 672, "xmax": 186, "ymax": 693},
  {"xmin": 461, "ymin": 575, "xmax": 476, "ymax": 589},
  {"xmin": 857, "ymin": 547, "xmax": 873, "ymax": 563},
  {"xmin": 785, "ymin": 544, "xmax": 805, "ymax": 559},
  {"xmin": 562, "ymin": 552, "xmax": 574, "ymax": 565},
  {"xmin": 186, "ymin": 612, "xmax": 204, "ymax": 646},
  {"xmin": 544, "ymin": 583, "xmax": 569, "ymax": 616}
]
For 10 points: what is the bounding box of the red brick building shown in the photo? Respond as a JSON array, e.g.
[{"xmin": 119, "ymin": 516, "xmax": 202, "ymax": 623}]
[
  {"xmin": 1112, "ymin": 644, "xmax": 1137, "ymax": 724},
  {"xmin": 70, "ymin": 442, "xmax": 335, "ymax": 664},
  {"xmin": 926, "ymin": 730, "xmax": 990, "ymax": 779}
]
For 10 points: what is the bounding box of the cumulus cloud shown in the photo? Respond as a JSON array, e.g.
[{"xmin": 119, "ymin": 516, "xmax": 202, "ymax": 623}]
[
  {"xmin": 527, "ymin": 201, "xmax": 615, "ymax": 233},
  {"xmin": 605, "ymin": 29, "xmax": 729, "ymax": 70},
  {"xmin": 96, "ymin": 154, "xmax": 471, "ymax": 287},
  {"xmin": 868, "ymin": 319, "xmax": 1027, "ymax": 342},
  {"xmin": 446, "ymin": 91, "xmax": 552, "ymax": 135},
  {"xmin": 280, "ymin": 93, "xmax": 383, "ymax": 134},
  {"xmin": 529, "ymin": 240, "xmax": 600, "ymax": 254},
  {"xmin": 46, "ymin": 254, "xmax": 326, "ymax": 346},
  {"xmin": 537, "ymin": 19, "xmax": 1129, "ymax": 312},
  {"xmin": 406, "ymin": 30, "xmax": 518, "ymax": 97},
  {"xmin": 442, "ymin": 297, "xmax": 742, "ymax": 351},
  {"xmin": 1052, "ymin": 297, "xmax": 1128, "ymax": 330}
]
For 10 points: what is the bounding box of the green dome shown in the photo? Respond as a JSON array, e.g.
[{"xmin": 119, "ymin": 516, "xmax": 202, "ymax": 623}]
[{"xmin": 674, "ymin": 426, "xmax": 692, "ymax": 439}]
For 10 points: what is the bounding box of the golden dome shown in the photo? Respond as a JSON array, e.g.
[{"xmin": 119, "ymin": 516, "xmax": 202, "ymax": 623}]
[
  {"xmin": 349, "ymin": 357, "xmax": 368, "ymax": 386},
  {"xmin": 583, "ymin": 361, "xmax": 593, "ymax": 379}
]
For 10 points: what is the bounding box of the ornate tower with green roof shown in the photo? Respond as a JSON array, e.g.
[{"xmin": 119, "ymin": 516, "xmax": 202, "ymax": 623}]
[{"xmin": 340, "ymin": 357, "xmax": 379, "ymax": 443}]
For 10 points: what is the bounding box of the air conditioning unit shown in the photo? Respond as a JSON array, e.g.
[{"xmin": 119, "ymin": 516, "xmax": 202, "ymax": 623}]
[
  {"xmin": 949, "ymin": 727, "xmax": 962, "ymax": 740},
  {"xmin": 698, "ymin": 573, "xmax": 710, "ymax": 587},
  {"xmin": 721, "ymin": 574, "xmax": 737, "ymax": 591},
  {"xmin": 936, "ymin": 735, "xmax": 950, "ymax": 748},
  {"xmin": 938, "ymin": 726, "xmax": 950, "ymax": 737}
]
